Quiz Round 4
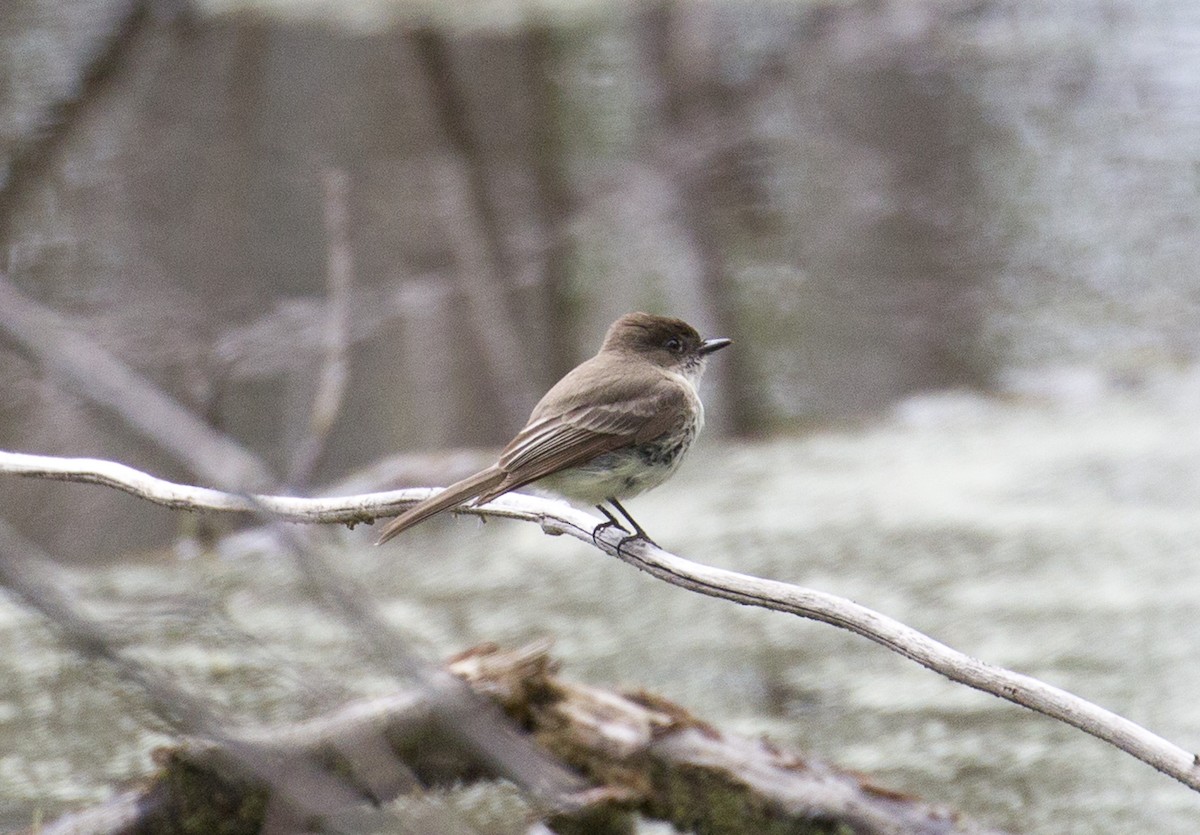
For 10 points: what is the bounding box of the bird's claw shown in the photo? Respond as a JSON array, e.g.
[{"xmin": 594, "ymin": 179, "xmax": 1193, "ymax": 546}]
[
  {"xmin": 591, "ymin": 519, "xmax": 627, "ymax": 547},
  {"xmin": 615, "ymin": 532, "xmax": 657, "ymax": 556}
]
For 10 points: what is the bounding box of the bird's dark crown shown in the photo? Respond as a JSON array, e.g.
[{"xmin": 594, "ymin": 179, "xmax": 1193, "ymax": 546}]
[{"xmin": 601, "ymin": 312, "xmax": 704, "ymax": 364}]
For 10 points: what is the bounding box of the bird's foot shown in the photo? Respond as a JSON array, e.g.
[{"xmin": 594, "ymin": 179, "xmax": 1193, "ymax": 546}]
[
  {"xmin": 591, "ymin": 504, "xmax": 630, "ymax": 546},
  {"xmin": 591, "ymin": 519, "xmax": 627, "ymax": 547},
  {"xmin": 596, "ymin": 499, "xmax": 657, "ymax": 555},
  {"xmin": 615, "ymin": 531, "xmax": 658, "ymax": 556}
]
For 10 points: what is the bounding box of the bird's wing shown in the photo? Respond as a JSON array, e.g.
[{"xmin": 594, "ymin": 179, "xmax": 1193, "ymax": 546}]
[{"xmin": 480, "ymin": 382, "xmax": 690, "ymax": 503}]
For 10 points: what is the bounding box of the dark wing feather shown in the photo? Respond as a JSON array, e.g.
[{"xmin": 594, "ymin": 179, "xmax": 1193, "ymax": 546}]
[
  {"xmin": 478, "ymin": 369, "xmax": 691, "ymax": 504},
  {"xmin": 474, "ymin": 425, "xmax": 629, "ymax": 504}
]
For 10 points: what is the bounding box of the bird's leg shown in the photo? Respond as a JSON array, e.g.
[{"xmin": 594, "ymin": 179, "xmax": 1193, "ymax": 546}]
[
  {"xmin": 608, "ymin": 498, "xmax": 658, "ymax": 554},
  {"xmin": 592, "ymin": 504, "xmax": 629, "ymax": 546}
]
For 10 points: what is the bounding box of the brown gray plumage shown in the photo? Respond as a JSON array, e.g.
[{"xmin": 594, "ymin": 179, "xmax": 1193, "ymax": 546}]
[{"xmin": 376, "ymin": 312, "xmax": 730, "ymax": 545}]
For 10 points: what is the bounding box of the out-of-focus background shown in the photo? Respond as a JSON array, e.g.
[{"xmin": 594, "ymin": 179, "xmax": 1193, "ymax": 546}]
[{"xmin": 3, "ymin": 0, "xmax": 1200, "ymax": 831}]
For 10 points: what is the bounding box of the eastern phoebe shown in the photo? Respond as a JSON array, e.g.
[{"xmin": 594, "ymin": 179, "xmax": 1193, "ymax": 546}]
[{"xmin": 376, "ymin": 312, "xmax": 731, "ymax": 548}]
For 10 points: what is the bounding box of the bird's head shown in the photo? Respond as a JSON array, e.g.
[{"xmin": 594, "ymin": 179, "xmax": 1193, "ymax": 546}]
[{"xmin": 600, "ymin": 312, "xmax": 732, "ymax": 377}]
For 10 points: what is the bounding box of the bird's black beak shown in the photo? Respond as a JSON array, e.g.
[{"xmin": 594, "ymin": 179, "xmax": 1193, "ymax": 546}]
[{"xmin": 699, "ymin": 337, "xmax": 733, "ymax": 355}]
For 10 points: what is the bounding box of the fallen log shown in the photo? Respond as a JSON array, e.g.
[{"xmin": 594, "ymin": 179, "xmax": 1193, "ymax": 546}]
[{"xmin": 30, "ymin": 643, "xmax": 1005, "ymax": 835}]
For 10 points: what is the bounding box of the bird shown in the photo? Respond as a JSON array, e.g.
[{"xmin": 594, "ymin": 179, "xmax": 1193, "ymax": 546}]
[{"xmin": 375, "ymin": 312, "xmax": 731, "ymax": 550}]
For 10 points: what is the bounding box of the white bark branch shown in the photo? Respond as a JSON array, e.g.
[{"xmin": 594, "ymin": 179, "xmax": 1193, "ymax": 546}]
[
  {"xmin": 2, "ymin": 448, "xmax": 1198, "ymax": 794},
  {"xmin": 0, "ymin": 275, "xmax": 274, "ymax": 489}
]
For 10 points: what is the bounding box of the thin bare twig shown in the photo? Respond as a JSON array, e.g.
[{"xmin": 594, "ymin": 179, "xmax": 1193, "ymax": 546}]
[
  {"xmin": 264, "ymin": 520, "xmax": 588, "ymax": 811},
  {"xmin": 0, "ymin": 1, "xmax": 156, "ymax": 256},
  {"xmin": 0, "ymin": 516, "xmax": 559, "ymax": 833},
  {"xmin": 212, "ymin": 274, "xmax": 451, "ymax": 380},
  {"xmin": 430, "ymin": 156, "xmax": 539, "ymax": 429},
  {"xmin": 0, "ymin": 520, "xmax": 375, "ymax": 830},
  {"xmin": 1, "ymin": 448, "xmax": 1198, "ymax": 794},
  {"xmin": 285, "ymin": 167, "xmax": 354, "ymax": 490}
]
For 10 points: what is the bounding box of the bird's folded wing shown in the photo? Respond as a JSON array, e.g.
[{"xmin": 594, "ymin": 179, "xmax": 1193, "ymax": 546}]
[{"xmin": 482, "ymin": 385, "xmax": 689, "ymax": 503}]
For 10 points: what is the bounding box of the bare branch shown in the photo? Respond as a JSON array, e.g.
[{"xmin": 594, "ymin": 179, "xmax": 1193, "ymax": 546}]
[
  {"xmin": 285, "ymin": 166, "xmax": 354, "ymax": 490},
  {"xmin": 0, "ymin": 449, "xmax": 388, "ymax": 524},
  {"xmin": 407, "ymin": 27, "xmax": 540, "ymax": 428},
  {"xmin": 2, "ymin": 448, "xmax": 1198, "ymax": 794},
  {"xmin": 544, "ymin": 520, "xmax": 1200, "ymax": 797},
  {"xmin": 430, "ymin": 155, "xmax": 540, "ymax": 428},
  {"xmin": 212, "ymin": 274, "xmax": 451, "ymax": 380},
  {"xmin": 0, "ymin": 1, "xmax": 155, "ymax": 254},
  {"xmin": 0, "ymin": 520, "xmax": 376, "ymax": 828},
  {"xmin": 264, "ymin": 520, "xmax": 588, "ymax": 811},
  {"xmin": 0, "ymin": 274, "xmax": 273, "ymax": 489}
]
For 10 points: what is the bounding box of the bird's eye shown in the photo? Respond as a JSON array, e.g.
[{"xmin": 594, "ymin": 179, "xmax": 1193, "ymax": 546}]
[{"xmin": 664, "ymin": 337, "xmax": 683, "ymax": 353}]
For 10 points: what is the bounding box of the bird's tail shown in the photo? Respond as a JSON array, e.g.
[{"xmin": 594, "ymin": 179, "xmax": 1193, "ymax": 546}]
[{"xmin": 375, "ymin": 465, "xmax": 507, "ymax": 545}]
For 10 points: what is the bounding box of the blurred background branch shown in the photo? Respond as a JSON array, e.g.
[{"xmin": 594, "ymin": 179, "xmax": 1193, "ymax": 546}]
[
  {"xmin": 283, "ymin": 166, "xmax": 354, "ymax": 491},
  {"xmin": 4, "ymin": 0, "xmax": 1200, "ymax": 832}
]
